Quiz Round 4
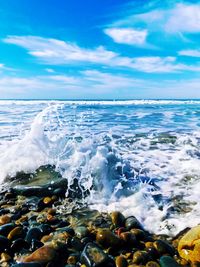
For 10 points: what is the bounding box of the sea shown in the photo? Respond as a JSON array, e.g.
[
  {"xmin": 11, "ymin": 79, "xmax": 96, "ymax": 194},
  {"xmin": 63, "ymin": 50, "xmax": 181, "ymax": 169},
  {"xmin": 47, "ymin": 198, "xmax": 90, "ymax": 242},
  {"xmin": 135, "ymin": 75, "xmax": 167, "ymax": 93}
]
[{"xmin": 0, "ymin": 99, "xmax": 200, "ymax": 235}]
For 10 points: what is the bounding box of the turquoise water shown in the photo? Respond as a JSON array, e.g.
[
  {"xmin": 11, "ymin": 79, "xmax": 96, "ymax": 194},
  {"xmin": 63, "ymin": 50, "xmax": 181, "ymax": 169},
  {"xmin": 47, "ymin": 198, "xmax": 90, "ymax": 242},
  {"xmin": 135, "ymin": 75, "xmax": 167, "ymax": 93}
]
[{"xmin": 0, "ymin": 99, "xmax": 200, "ymax": 234}]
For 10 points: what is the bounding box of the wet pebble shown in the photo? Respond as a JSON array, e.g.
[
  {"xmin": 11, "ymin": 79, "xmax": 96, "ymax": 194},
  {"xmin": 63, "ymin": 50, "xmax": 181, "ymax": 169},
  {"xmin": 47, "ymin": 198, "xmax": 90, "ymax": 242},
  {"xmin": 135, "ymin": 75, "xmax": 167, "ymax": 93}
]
[
  {"xmin": 80, "ymin": 242, "xmax": 110, "ymax": 267},
  {"xmin": 125, "ymin": 216, "xmax": 143, "ymax": 230},
  {"xmin": 0, "ymin": 235, "xmax": 10, "ymax": 252},
  {"xmin": 23, "ymin": 245, "xmax": 57, "ymax": 263},
  {"xmin": 115, "ymin": 255, "xmax": 128, "ymax": 267},
  {"xmin": 159, "ymin": 255, "xmax": 180, "ymax": 267}
]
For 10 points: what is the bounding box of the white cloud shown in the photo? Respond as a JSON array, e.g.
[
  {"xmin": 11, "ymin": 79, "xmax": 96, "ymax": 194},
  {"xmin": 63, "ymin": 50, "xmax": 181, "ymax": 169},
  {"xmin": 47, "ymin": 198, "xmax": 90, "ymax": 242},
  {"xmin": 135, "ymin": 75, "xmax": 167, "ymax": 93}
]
[
  {"xmin": 4, "ymin": 35, "xmax": 117, "ymax": 65},
  {"xmin": 179, "ymin": 49, "xmax": 200, "ymax": 57},
  {"xmin": 104, "ymin": 28, "xmax": 147, "ymax": 45},
  {"xmin": 165, "ymin": 3, "xmax": 200, "ymax": 33},
  {"xmin": 114, "ymin": 3, "xmax": 200, "ymax": 34},
  {"xmin": 4, "ymin": 35, "xmax": 200, "ymax": 73}
]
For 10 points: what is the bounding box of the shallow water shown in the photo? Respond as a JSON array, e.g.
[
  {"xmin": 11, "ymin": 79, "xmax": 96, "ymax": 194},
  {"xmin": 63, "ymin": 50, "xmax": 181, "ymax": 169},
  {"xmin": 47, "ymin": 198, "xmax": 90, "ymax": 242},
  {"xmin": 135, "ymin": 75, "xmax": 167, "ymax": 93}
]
[{"xmin": 0, "ymin": 99, "xmax": 200, "ymax": 235}]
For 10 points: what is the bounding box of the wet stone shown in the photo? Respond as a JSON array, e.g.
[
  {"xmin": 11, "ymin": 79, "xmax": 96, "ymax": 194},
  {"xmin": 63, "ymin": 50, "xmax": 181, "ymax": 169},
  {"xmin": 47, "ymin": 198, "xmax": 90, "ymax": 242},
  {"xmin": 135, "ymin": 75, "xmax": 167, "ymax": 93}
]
[
  {"xmin": 159, "ymin": 256, "xmax": 180, "ymax": 267},
  {"xmin": 10, "ymin": 238, "xmax": 29, "ymax": 253},
  {"xmin": 110, "ymin": 212, "xmax": 125, "ymax": 228},
  {"xmin": 7, "ymin": 226, "xmax": 24, "ymax": 240},
  {"xmin": 132, "ymin": 251, "xmax": 149, "ymax": 265},
  {"xmin": 25, "ymin": 227, "xmax": 42, "ymax": 244},
  {"xmin": 0, "ymin": 215, "xmax": 11, "ymax": 225},
  {"xmin": 23, "ymin": 245, "xmax": 57, "ymax": 263},
  {"xmin": 80, "ymin": 242, "xmax": 110, "ymax": 267},
  {"xmin": 0, "ymin": 235, "xmax": 10, "ymax": 252},
  {"xmin": 96, "ymin": 228, "xmax": 121, "ymax": 248},
  {"xmin": 153, "ymin": 240, "xmax": 175, "ymax": 256},
  {"xmin": 115, "ymin": 255, "xmax": 128, "ymax": 267},
  {"xmin": 125, "ymin": 216, "xmax": 143, "ymax": 230},
  {"xmin": 0, "ymin": 223, "xmax": 15, "ymax": 236}
]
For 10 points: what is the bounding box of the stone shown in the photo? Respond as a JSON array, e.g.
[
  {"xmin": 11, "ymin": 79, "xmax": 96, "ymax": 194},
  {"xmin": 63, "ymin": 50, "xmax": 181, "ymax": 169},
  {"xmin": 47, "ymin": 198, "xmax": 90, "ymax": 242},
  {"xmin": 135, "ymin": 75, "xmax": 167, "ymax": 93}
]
[
  {"xmin": 0, "ymin": 236, "xmax": 10, "ymax": 252},
  {"xmin": 125, "ymin": 216, "xmax": 143, "ymax": 230},
  {"xmin": 0, "ymin": 223, "xmax": 15, "ymax": 236},
  {"xmin": 75, "ymin": 226, "xmax": 89, "ymax": 239},
  {"xmin": 96, "ymin": 228, "xmax": 121, "ymax": 248},
  {"xmin": 25, "ymin": 227, "xmax": 42, "ymax": 244},
  {"xmin": 159, "ymin": 256, "xmax": 180, "ymax": 267},
  {"xmin": 7, "ymin": 226, "xmax": 24, "ymax": 240},
  {"xmin": 80, "ymin": 242, "xmax": 110, "ymax": 267},
  {"xmin": 10, "ymin": 238, "xmax": 29, "ymax": 253},
  {"xmin": 153, "ymin": 240, "xmax": 175, "ymax": 256},
  {"xmin": 0, "ymin": 215, "xmax": 11, "ymax": 225},
  {"xmin": 178, "ymin": 225, "xmax": 200, "ymax": 263},
  {"xmin": 132, "ymin": 251, "xmax": 149, "ymax": 265},
  {"xmin": 115, "ymin": 255, "xmax": 128, "ymax": 267},
  {"xmin": 23, "ymin": 245, "xmax": 57, "ymax": 263},
  {"xmin": 110, "ymin": 212, "xmax": 125, "ymax": 227}
]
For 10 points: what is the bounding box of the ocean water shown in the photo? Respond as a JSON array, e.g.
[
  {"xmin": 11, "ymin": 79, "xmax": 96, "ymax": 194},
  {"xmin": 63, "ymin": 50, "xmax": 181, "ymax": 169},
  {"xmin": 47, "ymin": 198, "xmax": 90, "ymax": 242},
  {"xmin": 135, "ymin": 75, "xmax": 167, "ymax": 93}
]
[{"xmin": 0, "ymin": 99, "xmax": 200, "ymax": 235}]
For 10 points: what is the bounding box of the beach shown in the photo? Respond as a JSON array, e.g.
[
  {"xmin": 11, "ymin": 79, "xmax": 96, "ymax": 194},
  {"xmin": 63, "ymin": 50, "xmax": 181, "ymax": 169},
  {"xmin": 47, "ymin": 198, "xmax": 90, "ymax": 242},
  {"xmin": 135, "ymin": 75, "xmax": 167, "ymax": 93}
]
[{"xmin": 0, "ymin": 100, "xmax": 200, "ymax": 266}]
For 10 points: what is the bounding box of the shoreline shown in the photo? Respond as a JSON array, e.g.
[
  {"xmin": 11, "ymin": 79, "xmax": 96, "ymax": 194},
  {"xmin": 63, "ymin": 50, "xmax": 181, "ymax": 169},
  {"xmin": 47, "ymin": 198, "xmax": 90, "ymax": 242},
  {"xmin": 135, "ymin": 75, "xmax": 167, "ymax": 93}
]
[{"xmin": 0, "ymin": 167, "xmax": 196, "ymax": 266}]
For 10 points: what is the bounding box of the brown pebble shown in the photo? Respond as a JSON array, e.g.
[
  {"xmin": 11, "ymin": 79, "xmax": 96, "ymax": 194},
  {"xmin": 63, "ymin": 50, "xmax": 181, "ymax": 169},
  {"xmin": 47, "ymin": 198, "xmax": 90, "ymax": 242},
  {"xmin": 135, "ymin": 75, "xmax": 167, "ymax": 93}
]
[
  {"xmin": 120, "ymin": 232, "xmax": 137, "ymax": 246},
  {"xmin": 67, "ymin": 255, "xmax": 78, "ymax": 265},
  {"xmin": 110, "ymin": 211, "xmax": 125, "ymax": 227},
  {"xmin": 96, "ymin": 228, "xmax": 121, "ymax": 248},
  {"xmin": 116, "ymin": 255, "xmax": 128, "ymax": 267},
  {"xmin": 146, "ymin": 261, "xmax": 160, "ymax": 267},
  {"xmin": 23, "ymin": 245, "xmax": 57, "ymax": 263},
  {"xmin": 43, "ymin": 197, "xmax": 52, "ymax": 205},
  {"xmin": 132, "ymin": 251, "xmax": 149, "ymax": 265},
  {"xmin": 16, "ymin": 215, "xmax": 28, "ymax": 225},
  {"xmin": 47, "ymin": 208, "xmax": 56, "ymax": 215},
  {"xmin": 7, "ymin": 226, "xmax": 23, "ymax": 240},
  {"xmin": 0, "ymin": 215, "xmax": 10, "ymax": 225}
]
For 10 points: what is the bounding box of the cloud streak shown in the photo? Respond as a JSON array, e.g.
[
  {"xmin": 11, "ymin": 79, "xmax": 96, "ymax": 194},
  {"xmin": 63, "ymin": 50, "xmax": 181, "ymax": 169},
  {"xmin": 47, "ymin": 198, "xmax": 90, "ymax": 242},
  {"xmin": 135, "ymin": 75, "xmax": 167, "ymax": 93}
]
[
  {"xmin": 4, "ymin": 35, "xmax": 200, "ymax": 74},
  {"xmin": 104, "ymin": 28, "xmax": 147, "ymax": 46}
]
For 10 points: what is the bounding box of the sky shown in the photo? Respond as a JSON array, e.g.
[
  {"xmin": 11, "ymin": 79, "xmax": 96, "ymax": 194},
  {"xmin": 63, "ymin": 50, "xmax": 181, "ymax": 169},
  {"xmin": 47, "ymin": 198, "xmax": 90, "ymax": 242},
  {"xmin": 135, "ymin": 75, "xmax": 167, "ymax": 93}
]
[{"xmin": 0, "ymin": 0, "xmax": 200, "ymax": 99}]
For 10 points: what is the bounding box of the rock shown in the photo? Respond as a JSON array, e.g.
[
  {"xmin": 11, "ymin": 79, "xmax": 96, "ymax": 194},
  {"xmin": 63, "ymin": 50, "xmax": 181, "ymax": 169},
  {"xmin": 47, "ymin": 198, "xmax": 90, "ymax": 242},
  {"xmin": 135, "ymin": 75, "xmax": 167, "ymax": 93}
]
[
  {"xmin": 159, "ymin": 256, "xmax": 180, "ymax": 267},
  {"xmin": 75, "ymin": 226, "xmax": 89, "ymax": 239},
  {"xmin": 80, "ymin": 242, "xmax": 110, "ymax": 267},
  {"xmin": 119, "ymin": 232, "xmax": 137, "ymax": 246},
  {"xmin": 7, "ymin": 226, "xmax": 24, "ymax": 240},
  {"xmin": 132, "ymin": 251, "xmax": 149, "ymax": 265},
  {"xmin": 0, "ymin": 215, "xmax": 11, "ymax": 225},
  {"xmin": 10, "ymin": 238, "xmax": 29, "ymax": 253},
  {"xmin": 96, "ymin": 228, "xmax": 121, "ymax": 248},
  {"xmin": 115, "ymin": 255, "xmax": 128, "ymax": 267},
  {"xmin": 0, "ymin": 223, "xmax": 15, "ymax": 236},
  {"xmin": 125, "ymin": 216, "xmax": 143, "ymax": 230},
  {"xmin": 25, "ymin": 227, "xmax": 42, "ymax": 244},
  {"xmin": 110, "ymin": 212, "xmax": 125, "ymax": 227},
  {"xmin": 153, "ymin": 240, "xmax": 175, "ymax": 256},
  {"xmin": 23, "ymin": 245, "xmax": 57, "ymax": 263},
  {"xmin": 0, "ymin": 235, "xmax": 10, "ymax": 252},
  {"xmin": 178, "ymin": 225, "xmax": 200, "ymax": 263}
]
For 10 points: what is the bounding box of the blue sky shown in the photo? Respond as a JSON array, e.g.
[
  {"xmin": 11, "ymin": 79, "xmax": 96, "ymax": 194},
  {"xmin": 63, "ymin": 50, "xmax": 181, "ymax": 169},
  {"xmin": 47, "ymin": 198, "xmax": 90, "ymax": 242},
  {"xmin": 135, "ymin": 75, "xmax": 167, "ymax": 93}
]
[{"xmin": 0, "ymin": 0, "xmax": 200, "ymax": 99}]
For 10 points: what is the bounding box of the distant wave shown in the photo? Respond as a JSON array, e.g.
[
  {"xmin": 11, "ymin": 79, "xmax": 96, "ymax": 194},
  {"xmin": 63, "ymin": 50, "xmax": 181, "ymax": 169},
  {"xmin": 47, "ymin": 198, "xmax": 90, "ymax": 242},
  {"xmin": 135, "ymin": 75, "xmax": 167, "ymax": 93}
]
[{"xmin": 1, "ymin": 99, "xmax": 200, "ymax": 105}]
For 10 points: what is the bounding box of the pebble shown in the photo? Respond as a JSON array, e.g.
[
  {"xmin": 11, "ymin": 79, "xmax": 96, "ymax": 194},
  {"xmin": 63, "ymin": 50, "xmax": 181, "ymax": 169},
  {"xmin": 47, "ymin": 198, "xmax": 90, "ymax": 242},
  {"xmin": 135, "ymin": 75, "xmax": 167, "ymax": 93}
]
[
  {"xmin": 0, "ymin": 215, "xmax": 11, "ymax": 225},
  {"xmin": 115, "ymin": 255, "xmax": 128, "ymax": 267},
  {"xmin": 80, "ymin": 242, "xmax": 110, "ymax": 267},
  {"xmin": 110, "ymin": 212, "xmax": 125, "ymax": 227},
  {"xmin": 159, "ymin": 255, "xmax": 180, "ymax": 267},
  {"xmin": 7, "ymin": 226, "xmax": 24, "ymax": 240},
  {"xmin": 96, "ymin": 228, "xmax": 121, "ymax": 248},
  {"xmin": 23, "ymin": 245, "xmax": 57, "ymax": 263}
]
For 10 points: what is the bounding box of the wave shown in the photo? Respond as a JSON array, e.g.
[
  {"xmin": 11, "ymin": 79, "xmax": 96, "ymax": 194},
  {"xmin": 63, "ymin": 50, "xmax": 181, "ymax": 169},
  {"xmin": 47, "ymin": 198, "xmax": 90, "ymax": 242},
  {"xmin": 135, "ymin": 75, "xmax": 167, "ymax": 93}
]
[{"xmin": 1, "ymin": 99, "xmax": 200, "ymax": 106}]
